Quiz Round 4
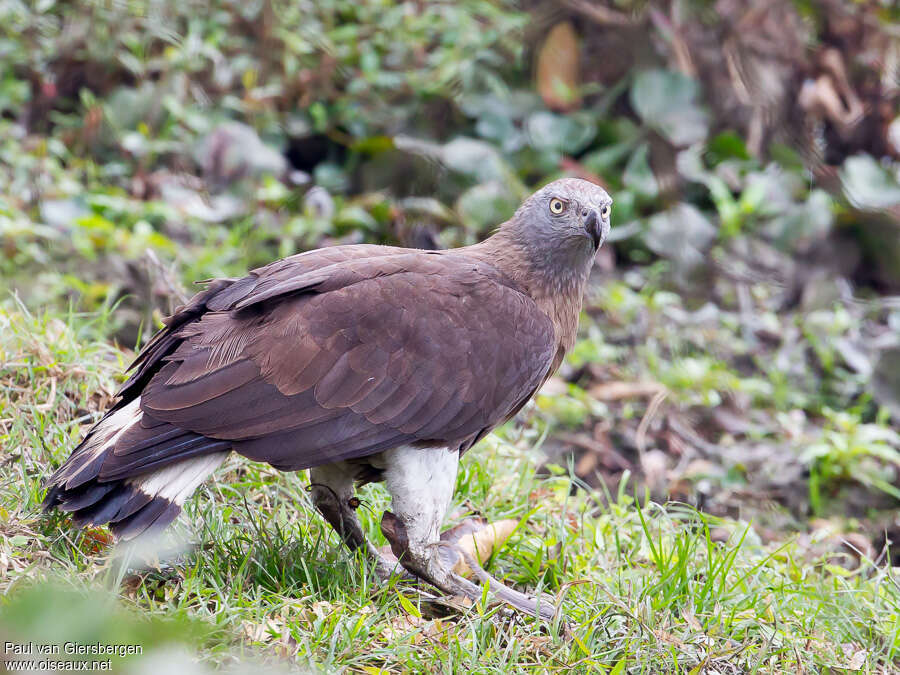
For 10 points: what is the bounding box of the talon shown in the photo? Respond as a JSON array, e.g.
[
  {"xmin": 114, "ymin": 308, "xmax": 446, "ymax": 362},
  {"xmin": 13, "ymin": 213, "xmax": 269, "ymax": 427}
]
[{"xmin": 381, "ymin": 512, "xmax": 562, "ymax": 626}]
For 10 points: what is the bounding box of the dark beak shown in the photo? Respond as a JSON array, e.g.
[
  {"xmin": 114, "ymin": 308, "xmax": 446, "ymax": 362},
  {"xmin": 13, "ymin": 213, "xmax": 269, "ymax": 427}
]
[{"xmin": 584, "ymin": 209, "xmax": 606, "ymax": 249}]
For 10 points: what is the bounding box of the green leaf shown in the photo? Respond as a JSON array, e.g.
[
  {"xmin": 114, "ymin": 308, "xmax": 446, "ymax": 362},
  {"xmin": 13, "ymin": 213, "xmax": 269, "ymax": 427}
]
[
  {"xmin": 623, "ymin": 143, "xmax": 658, "ymax": 198},
  {"xmin": 840, "ymin": 154, "xmax": 900, "ymax": 210},
  {"xmin": 706, "ymin": 131, "xmax": 751, "ymax": 163},
  {"xmin": 313, "ymin": 162, "xmax": 349, "ymax": 193},
  {"xmin": 442, "ymin": 137, "xmax": 510, "ymax": 183},
  {"xmin": 582, "ymin": 141, "xmax": 636, "ymax": 174},
  {"xmin": 630, "ymin": 69, "xmax": 709, "ymax": 146},
  {"xmin": 644, "ymin": 203, "xmax": 717, "ymax": 275},
  {"xmin": 475, "ymin": 111, "xmax": 524, "ymax": 153},
  {"xmin": 335, "ymin": 205, "xmax": 377, "ymax": 231},
  {"xmin": 525, "ymin": 111, "xmax": 596, "ymax": 154},
  {"xmin": 764, "ymin": 189, "xmax": 834, "ymax": 251},
  {"xmin": 456, "ymin": 181, "xmax": 518, "ymax": 232},
  {"xmin": 350, "ymin": 135, "xmax": 394, "ymax": 155},
  {"xmin": 395, "ymin": 591, "xmax": 422, "ymax": 619},
  {"xmin": 572, "ymin": 632, "xmax": 591, "ymax": 656}
]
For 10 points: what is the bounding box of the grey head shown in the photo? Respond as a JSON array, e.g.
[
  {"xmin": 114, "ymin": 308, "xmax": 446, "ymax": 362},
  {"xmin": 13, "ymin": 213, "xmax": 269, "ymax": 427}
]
[{"xmin": 501, "ymin": 178, "xmax": 612, "ymax": 280}]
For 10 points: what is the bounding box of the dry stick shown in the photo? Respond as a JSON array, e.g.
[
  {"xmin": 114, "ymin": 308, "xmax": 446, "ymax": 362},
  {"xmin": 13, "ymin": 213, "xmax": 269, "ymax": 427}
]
[
  {"xmin": 733, "ymin": 281, "xmax": 757, "ymax": 345},
  {"xmin": 667, "ymin": 415, "xmax": 720, "ymax": 459},
  {"xmin": 648, "ymin": 7, "xmax": 695, "ymax": 77},
  {"xmin": 33, "ymin": 376, "xmax": 57, "ymax": 412},
  {"xmin": 562, "ymin": 0, "xmax": 637, "ymax": 27},
  {"xmin": 0, "ymin": 453, "xmax": 21, "ymax": 470},
  {"xmin": 589, "ymin": 380, "xmax": 665, "ymax": 401},
  {"xmin": 635, "ymin": 388, "xmax": 668, "ymax": 460},
  {"xmin": 145, "ymin": 248, "xmax": 189, "ymax": 307},
  {"xmin": 556, "ymin": 431, "xmax": 632, "ymax": 471}
]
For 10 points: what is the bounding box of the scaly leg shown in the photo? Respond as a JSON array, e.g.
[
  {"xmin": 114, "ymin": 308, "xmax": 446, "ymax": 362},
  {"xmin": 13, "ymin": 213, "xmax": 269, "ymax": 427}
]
[
  {"xmin": 378, "ymin": 446, "xmax": 558, "ymax": 622},
  {"xmin": 308, "ymin": 461, "xmax": 403, "ymax": 581}
]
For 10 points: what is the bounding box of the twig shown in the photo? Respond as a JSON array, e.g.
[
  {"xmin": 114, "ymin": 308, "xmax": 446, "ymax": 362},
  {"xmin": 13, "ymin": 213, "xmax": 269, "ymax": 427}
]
[
  {"xmin": 668, "ymin": 415, "xmax": 721, "ymax": 459},
  {"xmin": 556, "ymin": 432, "xmax": 633, "ymax": 471},
  {"xmin": 34, "ymin": 376, "xmax": 57, "ymax": 412},
  {"xmin": 145, "ymin": 249, "xmax": 189, "ymax": 306},
  {"xmin": 635, "ymin": 389, "xmax": 668, "ymax": 459},
  {"xmin": 0, "ymin": 453, "xmax": 21, "ymax": 470},
  {"xmin": 561, "ymin": 0, "xmax": 637, "ymax": 27},
  {"xmin": 589, "ymin": 380, "xmax": 665, "ymax": 401}
]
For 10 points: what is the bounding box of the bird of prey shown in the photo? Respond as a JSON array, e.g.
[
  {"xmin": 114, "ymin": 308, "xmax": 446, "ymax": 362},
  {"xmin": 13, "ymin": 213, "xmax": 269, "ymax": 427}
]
[{"xmin": 43, "ymin": 178, "xmax": 612, "ymax": 620}]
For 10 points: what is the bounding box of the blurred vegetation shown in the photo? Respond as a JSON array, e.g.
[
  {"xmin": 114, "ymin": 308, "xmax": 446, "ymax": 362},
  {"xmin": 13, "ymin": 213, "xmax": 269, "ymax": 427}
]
[{"xmin": 1, "ymin": 0, "xmax": 900, "ymax": 671}]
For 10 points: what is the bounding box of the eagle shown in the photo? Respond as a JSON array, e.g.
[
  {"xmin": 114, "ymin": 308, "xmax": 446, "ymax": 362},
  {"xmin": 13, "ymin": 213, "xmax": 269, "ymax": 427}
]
[{"xmin": 43, "ymin": 178, "xmax": 612, "ymax": 620}]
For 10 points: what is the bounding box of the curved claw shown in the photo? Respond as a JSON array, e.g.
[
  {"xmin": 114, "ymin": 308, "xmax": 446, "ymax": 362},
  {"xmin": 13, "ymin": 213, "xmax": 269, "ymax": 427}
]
[{"xmin": 367, "ymin": 542, "xmax": 418, "ymax": 584}]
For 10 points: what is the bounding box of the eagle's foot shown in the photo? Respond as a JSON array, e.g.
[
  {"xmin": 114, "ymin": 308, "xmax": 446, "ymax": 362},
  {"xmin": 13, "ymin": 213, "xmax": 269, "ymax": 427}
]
[
  {"xmin": 308, "ymin": 466, "xmax": 414, "ymax": 583},
  {"xmin": 313, "ymin": 491, "xmax": 412, "ymax": 583},
  {"xmin": 381, "ymin": 511, "xmax": 559, "ymax": 623}
]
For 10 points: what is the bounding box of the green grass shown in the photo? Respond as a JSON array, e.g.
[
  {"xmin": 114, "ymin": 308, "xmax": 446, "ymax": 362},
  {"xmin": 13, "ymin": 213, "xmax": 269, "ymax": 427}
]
[{"xmin": 2, "ymin": 304, "xmax": 899, "ymax": 673}]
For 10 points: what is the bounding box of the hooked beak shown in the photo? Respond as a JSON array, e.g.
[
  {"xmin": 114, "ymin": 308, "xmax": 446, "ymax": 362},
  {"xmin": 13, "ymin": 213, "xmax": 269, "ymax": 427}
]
[{"xmin": 584, "ymin": 209, "xmax": 608, "ymax": 249}]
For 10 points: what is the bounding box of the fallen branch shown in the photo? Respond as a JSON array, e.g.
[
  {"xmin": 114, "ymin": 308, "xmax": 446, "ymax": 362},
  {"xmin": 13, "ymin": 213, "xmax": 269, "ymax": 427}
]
[{"xmin": 589, "ymin": 380, "xmax": 666, "ymax": 401}]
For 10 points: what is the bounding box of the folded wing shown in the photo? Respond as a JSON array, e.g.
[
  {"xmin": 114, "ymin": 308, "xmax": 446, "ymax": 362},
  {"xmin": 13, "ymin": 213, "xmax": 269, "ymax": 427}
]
[{"xmin": 107, "ymin": 249, "xmax": 555, "ymax": 475}]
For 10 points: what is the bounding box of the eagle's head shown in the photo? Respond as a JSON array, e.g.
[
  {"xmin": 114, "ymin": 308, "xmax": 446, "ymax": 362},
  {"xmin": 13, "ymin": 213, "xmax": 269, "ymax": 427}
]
[
  {"xmin": 525, "ymin": 177, "xmax": 612, "ymax": 249},
  {"xmin": 502, "ymin": 178, "xmax": 612, "ymax": 282}
]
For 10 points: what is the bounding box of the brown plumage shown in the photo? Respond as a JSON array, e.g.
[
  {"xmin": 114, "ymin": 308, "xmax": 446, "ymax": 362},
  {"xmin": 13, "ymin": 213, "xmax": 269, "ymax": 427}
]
[{"xmin": 43, "ymin": 177, "xmax": 612, "ymax": 621}]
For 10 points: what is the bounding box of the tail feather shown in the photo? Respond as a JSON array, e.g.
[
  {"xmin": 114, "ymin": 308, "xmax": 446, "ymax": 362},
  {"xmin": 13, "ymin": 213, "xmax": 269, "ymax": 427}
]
[
  {"xmin": 44, "ymin": 397, "xmax": 229, "ymax": 540},
  {"xmin": 112, "ymin": 498, "xmax": 181, "ymax": 540},
  {"xmin": 54, "ymin": 482, "xmax": 117, "ymax": 512},
  {"xmin": 70, "ymin": 483, "xmax": 152, "ymax": 529},
  {"xmin": 99, "ymin": 434, "xmax": 228, "ymax": 481},
  {"xmin": 48, "ymin": 400, "xmax": 144, "ymax": 491}
]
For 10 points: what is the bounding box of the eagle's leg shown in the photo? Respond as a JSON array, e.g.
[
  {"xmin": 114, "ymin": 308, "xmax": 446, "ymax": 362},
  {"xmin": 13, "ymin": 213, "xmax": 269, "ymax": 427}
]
[
  {"xmin": 380, "ymin": 446, "xmax": 558, "ymax": 622},
  {"xmin": 308, "ymin": 462, "xmax": 402, "ymax": 581}
]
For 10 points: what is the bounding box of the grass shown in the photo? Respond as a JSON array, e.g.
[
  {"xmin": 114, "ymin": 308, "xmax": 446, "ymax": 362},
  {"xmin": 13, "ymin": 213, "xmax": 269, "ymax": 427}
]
[{"xmin": 2, "ymin": 302, "xmax": 899, "ymax": 673}]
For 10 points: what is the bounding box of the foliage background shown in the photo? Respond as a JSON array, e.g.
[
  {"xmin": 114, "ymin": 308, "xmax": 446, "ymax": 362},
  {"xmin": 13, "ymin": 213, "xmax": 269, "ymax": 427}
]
[{"xmin": 1, "ymin": 0, "xmax": 900, "ymax": 671}]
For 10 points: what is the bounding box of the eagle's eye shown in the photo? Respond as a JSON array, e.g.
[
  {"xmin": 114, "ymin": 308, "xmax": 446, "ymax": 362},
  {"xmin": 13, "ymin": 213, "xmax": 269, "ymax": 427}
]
[
  {"xmin": 600, "ymin": 204, "xmax": 611, "ymax": 220},
  {"xmin": 549, "ymin": 198, "xmax": 566, "ymax": 215}
]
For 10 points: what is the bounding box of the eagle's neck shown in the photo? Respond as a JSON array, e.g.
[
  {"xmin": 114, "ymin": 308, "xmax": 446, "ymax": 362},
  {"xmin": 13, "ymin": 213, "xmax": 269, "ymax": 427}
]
[{"xmin": 464, "ymin": 230, "xmax": 593, "ymax": 366}]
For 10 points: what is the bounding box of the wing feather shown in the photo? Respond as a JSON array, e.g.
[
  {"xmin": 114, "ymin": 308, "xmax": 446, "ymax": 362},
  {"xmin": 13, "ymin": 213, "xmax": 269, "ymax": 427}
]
[{"xmin": 121, "ymin": 248, "xmax": 556, "ymax": 471}]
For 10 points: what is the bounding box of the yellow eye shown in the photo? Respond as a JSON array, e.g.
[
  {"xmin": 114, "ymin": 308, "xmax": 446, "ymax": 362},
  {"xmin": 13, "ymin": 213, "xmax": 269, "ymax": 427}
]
[
  {"xmin": 600, "ymin": 204, "xmax": 611, "ymax": 220},
  {"xmin": 549, "ymin": 198, "xmax": 566, "ymax": 214}
]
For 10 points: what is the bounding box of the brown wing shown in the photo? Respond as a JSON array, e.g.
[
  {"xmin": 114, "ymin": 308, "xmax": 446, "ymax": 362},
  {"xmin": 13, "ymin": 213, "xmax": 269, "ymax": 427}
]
[
  {"xmin": 111, "ymin": 249, "xmax": 555, "ymax": 474},
  {"xmin": 120, "ymin": 243, "xmax": 407, "ymax": 399}
]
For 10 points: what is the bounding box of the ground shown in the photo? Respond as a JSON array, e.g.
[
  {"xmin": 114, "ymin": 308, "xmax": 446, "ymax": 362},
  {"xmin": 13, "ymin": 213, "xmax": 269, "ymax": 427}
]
[{"xmin": 1, "ymin": 293, "xmax": 898, "ymax": 672}]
